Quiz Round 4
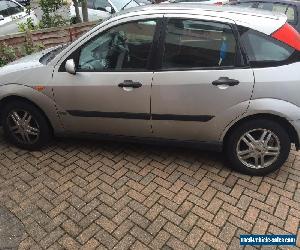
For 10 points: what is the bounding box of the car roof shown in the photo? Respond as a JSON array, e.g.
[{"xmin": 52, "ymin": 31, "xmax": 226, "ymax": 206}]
[{"xmin": 111, "ymin": 3, "xmax": 287, "ymax": 34}]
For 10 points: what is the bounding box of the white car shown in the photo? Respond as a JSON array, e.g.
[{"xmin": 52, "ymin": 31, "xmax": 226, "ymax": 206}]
[
  {"xmin": 0, "ymin": 0, "xmax": 38, "ymax": 36},
  {"xmin": 70, "ymin": 0, "xmax": 149, "ymax": 22}
]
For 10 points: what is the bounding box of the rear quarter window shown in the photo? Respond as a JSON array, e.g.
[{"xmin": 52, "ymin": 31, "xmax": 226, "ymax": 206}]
[{"xmin": 239, "ymin": 28, "xmax": 297, "ymax": 67}]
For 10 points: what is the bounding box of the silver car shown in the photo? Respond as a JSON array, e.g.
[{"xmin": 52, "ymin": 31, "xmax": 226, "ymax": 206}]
[{"xmin": 0, "ymin": 4, "xmax": 300, "ymax": 175}]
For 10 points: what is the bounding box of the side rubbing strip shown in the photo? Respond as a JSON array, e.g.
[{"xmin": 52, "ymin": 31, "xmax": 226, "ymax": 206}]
[
  {"xmin": 68, "ymin": 111, "xmax": 150, "ymax": 120},
  {"xmin": 67, "ymin": 111, "xmax": 214, "ymax": 122},
  {"xmin": 152, "ymin": 114, "xmax": 214, "ymax": 122}
]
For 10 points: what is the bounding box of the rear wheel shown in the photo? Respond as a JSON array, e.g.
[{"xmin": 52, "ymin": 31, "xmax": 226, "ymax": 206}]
[
  {"xmin": 2, "ymin": 100, "xmax": 52, "ymax": 150},
  {"xmin": 225, "ymin": 119, "xmax": 291, "ymax": 176}
]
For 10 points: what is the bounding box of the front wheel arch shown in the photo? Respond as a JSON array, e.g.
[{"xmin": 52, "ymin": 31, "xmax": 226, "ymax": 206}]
[
  {"xmin": 223, "ymin": 113, "xmax": 299, "ymax": 150},
  {"xmin": 0, "ymin": 95, "xmax": 54, "ymax": 135}
]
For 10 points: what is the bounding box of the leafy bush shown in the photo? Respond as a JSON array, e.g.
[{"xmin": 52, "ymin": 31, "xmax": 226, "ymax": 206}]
[
  {"xmin": 39, "ymin": 0, "xmax": 69, "ymax": 29},
  {"xmin": 18, "ymin": 17, "xmax": 39, "ymax": 32},
  {"xmin": 0, "ymin": 43, "xmax": 17, "ymax": 67},
  {"xmin": 0, "ymin": 42, "xmax": 44, "ymax": 67}
]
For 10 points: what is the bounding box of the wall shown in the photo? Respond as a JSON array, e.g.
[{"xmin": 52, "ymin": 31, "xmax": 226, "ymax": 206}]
[{"xmin": 0, "ymin": 21, "xmax": 97, "ymax": 53}]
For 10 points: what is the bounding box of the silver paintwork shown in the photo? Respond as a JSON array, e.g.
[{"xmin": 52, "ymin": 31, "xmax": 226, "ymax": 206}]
[{"xmin": 0, "ymin": 4, "xmax": 299, "ymax": 150}]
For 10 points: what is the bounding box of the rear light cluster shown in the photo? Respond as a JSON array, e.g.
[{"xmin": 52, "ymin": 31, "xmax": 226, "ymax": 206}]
[
  {"xmin": 214, "ymin": 2, "xmax": 223, "ymax": 5},
  {"xmin": 272, "ymin": 23, "xmax": 300, "ymax": 51}
]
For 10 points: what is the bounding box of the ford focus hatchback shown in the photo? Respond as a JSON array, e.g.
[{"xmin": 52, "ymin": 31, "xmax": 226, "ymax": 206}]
[{"xmin": 0, "ymin": 4, "xmax": 299, "ymax": 175}]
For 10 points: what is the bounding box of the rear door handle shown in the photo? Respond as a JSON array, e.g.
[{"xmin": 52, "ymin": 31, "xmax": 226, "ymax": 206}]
[
  {"xmin": 118, "ymin": 80, "xmax": 142, "ymax": 88},
  {"xmin": 212, "ymin": 77, "xmax": 240, "ymax": 86}
]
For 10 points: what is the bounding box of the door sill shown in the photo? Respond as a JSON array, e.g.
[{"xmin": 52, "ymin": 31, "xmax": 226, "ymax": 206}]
[{"xmin": 55, "ymin": 132, "xmax": 223, "ymax": 152}]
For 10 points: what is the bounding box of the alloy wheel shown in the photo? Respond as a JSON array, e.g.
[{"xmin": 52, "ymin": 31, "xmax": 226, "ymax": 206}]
[
  {"xmin": 236, "ymin": 128, "xmax": 280, "ymax": 169},
  {"xmin": 6, "ymin": 110, "xmax": 40, "ymax": 145}
]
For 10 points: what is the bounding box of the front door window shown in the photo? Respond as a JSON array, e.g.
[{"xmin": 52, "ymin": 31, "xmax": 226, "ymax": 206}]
[{"xmin": 78, "ymin": 20, "xmax": 157, "ymax": 71}]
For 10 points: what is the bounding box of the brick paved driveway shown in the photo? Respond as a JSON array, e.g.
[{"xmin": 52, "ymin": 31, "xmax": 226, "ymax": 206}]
[{"xmin": 0, "ymin": 131, "xmax": 299, "ymax": 250}]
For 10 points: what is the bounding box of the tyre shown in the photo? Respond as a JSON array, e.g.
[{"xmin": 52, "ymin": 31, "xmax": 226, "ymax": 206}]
[
  {"xmin": 2, "ymin": 100, "xmax": 52, "ymax": 150},
  {"xmin": 225, "ymin": 119, "xmax": 291, "ymax": 176}
]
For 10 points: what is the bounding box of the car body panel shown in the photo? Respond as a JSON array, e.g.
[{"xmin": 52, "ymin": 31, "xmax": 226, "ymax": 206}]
[
  {"xmin": 51, "ymin": 71, "xmax": 153, "ymax": 137},
  {"xmin": 251, "ymin": 62, "xmax": 300, "ymax": 116},
  {"xmin": 0, "ymin": 83, "xmax": 62, "ymax": 131},
  {"xmin": 152, "ymin": 68, "xmax": 255, "ymax": 142}
]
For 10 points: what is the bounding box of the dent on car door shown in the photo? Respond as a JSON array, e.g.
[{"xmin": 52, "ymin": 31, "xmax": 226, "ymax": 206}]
[
  {"xmin": 151, "ymin": 17, "xmax": 255, "ymax": 143},
  {"xmin": 52, "ymin": 19, "xmax": 160, "ymax": 137}
]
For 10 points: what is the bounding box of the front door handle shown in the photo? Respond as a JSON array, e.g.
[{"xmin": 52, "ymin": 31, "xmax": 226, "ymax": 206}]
[
  {"xmin": 212, "ymin": 77, "xmax": 240, "ymax": 87},
  {"xmin": 118, "ymin": 80, "xmax": 142, "ymax": 89}
]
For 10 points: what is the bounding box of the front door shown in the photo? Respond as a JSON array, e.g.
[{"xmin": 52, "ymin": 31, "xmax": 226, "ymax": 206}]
[
  {"xmin": 52, "ymin": 19, "xmax": 159, "ymax": 137},
  {"xmin": 151, "ymin": 16, "xmax": 255, "ymax": 142}
]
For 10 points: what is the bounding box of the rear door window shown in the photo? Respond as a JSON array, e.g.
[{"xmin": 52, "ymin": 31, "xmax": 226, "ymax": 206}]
[{"xmin": 161, "ymin": 19, "xmax": 237, "ymax": 69}]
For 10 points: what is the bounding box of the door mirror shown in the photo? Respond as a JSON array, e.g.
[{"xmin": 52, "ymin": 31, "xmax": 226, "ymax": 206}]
[
  {"xmin": 65, "ymin": 59, "xmax": 76, "ymax": 75},
  {"xmin": 0, "ymin": 15, "xmax": 4, "ymax": 21},
  {"xmin": 105, "ymin": 6, "xmax": 112, "ymax": 13}
]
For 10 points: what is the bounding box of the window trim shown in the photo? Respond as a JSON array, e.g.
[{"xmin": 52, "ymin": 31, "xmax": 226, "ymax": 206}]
[
  {"xmin": 155, "ymin": 17, "xmax": 247, "ymax": 72},
  {"xmin": 59, "ymin": 18, "xmax": 163, "ymax": 73}
]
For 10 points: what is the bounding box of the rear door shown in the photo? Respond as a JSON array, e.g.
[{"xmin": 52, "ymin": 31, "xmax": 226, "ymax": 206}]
[{"xmin": 151, "ymin": 15, "xmax": 255, "ymax": 142}]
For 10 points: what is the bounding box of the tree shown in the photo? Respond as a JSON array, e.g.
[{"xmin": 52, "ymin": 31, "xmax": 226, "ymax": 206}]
[
  {"xmin": 72, "ymin": 0, "xmax": 82, "ymax": 23},
  {"xmin": 39, "ymin": 0, "xmax": 67, "ymax": 28},
  {"xmin": 71, "ymin": 0, "xmax": 88, "ymax": 23},
  {"xmin": 81, "ymin": 0, "xmax": 89, "ymax": 22}
]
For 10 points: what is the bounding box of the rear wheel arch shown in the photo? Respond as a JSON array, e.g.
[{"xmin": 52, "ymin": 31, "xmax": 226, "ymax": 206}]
[
  {"xmin": 223, "ymin": 113, "xmax": 299, "ymax": 149},
  {"xmin": 0, "ymin": 95, "xmax": 54, "ymax": 135}
]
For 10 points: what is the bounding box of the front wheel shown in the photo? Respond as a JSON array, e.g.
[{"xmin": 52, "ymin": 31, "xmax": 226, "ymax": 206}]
[
  {"xmin": 2, "ymin": 100, "xmax": 52, "ymax": 150},
  {"xmin": 225, "ymin": 119, "xmax": 291, "ymax": 176}
]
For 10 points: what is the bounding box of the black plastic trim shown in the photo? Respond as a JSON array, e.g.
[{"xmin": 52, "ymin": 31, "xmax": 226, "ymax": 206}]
[
  {"xmin": 67, "ymin": 110, "xmax": 214, "ymax": 122},
  {"xmin": 68, "ymin": 111, "xmax": 150, "ymax": 120},
  {"xmin": 152, "ymin": 114, "xmax": 214, "ymax": 122}
]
